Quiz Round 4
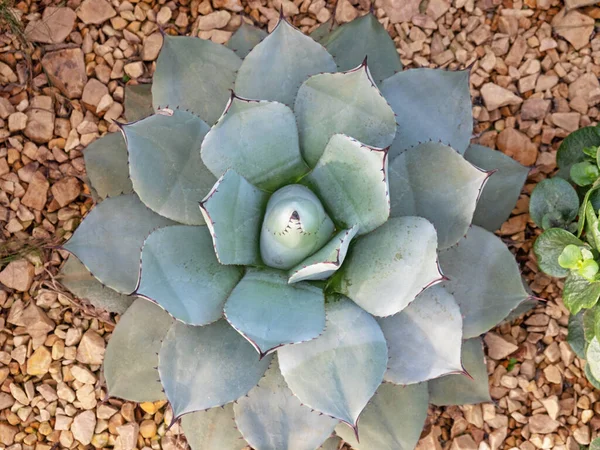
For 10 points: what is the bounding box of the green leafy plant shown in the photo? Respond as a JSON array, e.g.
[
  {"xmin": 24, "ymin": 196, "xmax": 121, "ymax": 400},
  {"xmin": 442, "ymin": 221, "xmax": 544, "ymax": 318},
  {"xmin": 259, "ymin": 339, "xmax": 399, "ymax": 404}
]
[
  {"xmin": 530, "ymin": 125, "xmax": 600, "ymax": 386},
  {"xmin": 60, "ymin": 15, "xmax": 531, "ymax": 450}
]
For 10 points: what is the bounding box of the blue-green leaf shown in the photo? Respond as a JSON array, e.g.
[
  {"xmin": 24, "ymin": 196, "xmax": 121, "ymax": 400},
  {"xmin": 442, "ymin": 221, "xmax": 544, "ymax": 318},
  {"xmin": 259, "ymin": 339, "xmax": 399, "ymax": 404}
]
[
  {"xmin": 159, "ymin": 320, "xmax": 272, "ymax": 418},
  {"xmin": 529, "ymin": 178, "xmax": 579, "ymax": 230},
  {"xmin": 320, "ymin": 437, "xmax": 342, "ymax": 450},
  {"xmin": 331, "ymin": 216, "xmax": 442, "ymax": 317},
  {"xmin": 63, "ymin": 194, "xmax": 174, "ymax": 294},
  {"xmin": 181, "ymin": 404, "xmax": 245, "ymax": 450},
  {"xmin": 533, "ymin": 228, "xmax": 586, "ymax": 278},
  {"xmin": 556, "ymin": 125, "xmax": 600, "ymax": 178},
  {"xmin": 235, "ymin": 19, "xmax": 336, "ymax": 106},
  {"xmin": 136, "ymin": 225, "xmax": 243, "ymax": 325},
  {"xmin": 153, "ymin": 35, "xmax": 241, "ymax": 124},
  {"xmin": 201, "ymin": 95, "xmax": 308, "ymax": 191},
  {"xmin": 378, "ymin": 286, "xmax": 463, "ymax": 385},
  {"xmin": 464, "ymin": 144, "xmax": 530, "ymax": 232},
  {"xmin": 294, "ymin": 63, "xmax": 397, "ymax": 167},
  {"xmin": 233, "ymin": 358, "xmax": 337, "ymax": 450},
  {"xmin": 335, "ymin": 382, "xmax": 428, "ymax": 450},
  {"xmin": 226, "ymin": 22, "xmax": 267, "ymax": 58},
  {"xmin": 568, "ymin": 310, "xmax": 588, "ymax": 359},
  {"xmin": 381, "ymin": 69, "xmax": 472, "ymax": 157},
  {"xmin": 124, "ymin": 83, "xmax": 153, "ymax": 122},
  {"xmin": 123, "ymin": 109, "xmax": 215, "ymax": 225},
  {"xmin": 304, "ymin": 134, "xmax": 389, "ymax": 235},
  {"xmin": 279, "ymin": 298, "xmax": 387, "ymax": 429},
  {"xmin": 440, "ymin": 226, "xmax": 529, "ymax": 338},
  {"xmin": 321, "ymin": 13, "xmax": 401, "ymax": 84},
  {"xmin": 224, "ymin": 269, "xmax": 325, "ymax": 357}
]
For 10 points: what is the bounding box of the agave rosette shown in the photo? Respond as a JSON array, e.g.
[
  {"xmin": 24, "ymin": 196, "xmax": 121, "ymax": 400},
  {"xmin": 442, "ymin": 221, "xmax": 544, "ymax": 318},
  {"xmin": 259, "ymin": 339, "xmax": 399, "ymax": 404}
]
[{"xmin": 60, "ymin": 14, "xmax": 532, "ymax": 450}]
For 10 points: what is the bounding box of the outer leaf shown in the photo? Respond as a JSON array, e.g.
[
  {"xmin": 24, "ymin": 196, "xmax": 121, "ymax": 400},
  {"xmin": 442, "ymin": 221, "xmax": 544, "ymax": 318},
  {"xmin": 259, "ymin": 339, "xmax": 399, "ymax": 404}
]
[
  {"xmin": 335, "ymin": 383, "xmax": 428, "ymax": 450},
  {"xmin": 224, "ymin": 269, "xmax": 325, "ymax": 357},
  {"xmin": 294, "ymin": 63, "xmax": 397, "ymax": 167},
  {"xmin": 440, "ymin": 226, "xmax": 529, "ymax": 338},
  {"xmin": 279, "ymin": 298, "xmax": 388, "ymax": 429},
  {"xmin": 320, "ymin": 437, "xmax": 342, "ymax": 450},
  {"xmin": 556, "ymin": 125, "xmax": 600, "ymax": 178},
  {"xmin": 159, "ymin": 320, "xmax": 272, "ymax": 418},
  {"xmin": 60, "ymin": 256, "xmax": 133, "ymax": 314},
  {"xmin": 529, "ymin": 178, "xmax": 579, "ymax": 230},
  {"xmin": 378, "ymin": 286, "xmax": 463, "ymax": 385},
  {"xmin": 381, "ymin": 69, "xmax": 472, "ymax": 157},
  {"xmin": 563, "ymin": 272, "xmax": 600, "ymax": 315},
  {"xmin": 226, "ymin": 22, "xmax": 268, "ymax": 58},
  {"xmin": 235, "ymin": 19, "xmax": 336, "ymax": 106},
  {"xmin": 320, "ymin": 13, "xmax": 402, "ymax": 84},
  {"xmin": 330, "ymin": 216, "xmax": 442, "ymax": 317},
  {"xmin": 586, "ymin": 363, "xmax": 600, "ymax": 389},
  {"xmin": 104, "ymin": 299, "xmax": 172, "ymax": 402},
  {"xmin": 124, "ymin": 83, "xmax": 153, "ymax": 122},
  {"xmin": 136, "ymin": 225, "xmax": 243, "ymax": 325},
  {"xmin": 585, "ymin": 202, "xmax": 600, "ymax": 250},
  {"xmin": 123, "ymin": 109, "xmax": 215, "ymax": 225},
  {"xmin": 310, "ymin": 19, "xmax": 336, "ymax": 43},
  {"xmin": 63, "ymin": 194, "xmax": 174, "ymax": 294},
  {"xmin": 153, "ymin": 35, "xmax": 241, "ymax": 124},
  {"xmin": 200, "ymin": 170, "xmax": 269, "ymax": 266},
  {"xmin": 181, "ymin": 404, "xmax": 245, "ymax": 450},
  {"xmin": 304, "ymin": 134, "xmax": 389, "ymax": 235},
  {"xmin": 464, "ymin": 144, "xmax": 530, "ymax": 232},
  {"xmin": 288, "ymin": 226, "xmax": 358, "ymax": 283},
  {"xmin": 568, "ymin": 310, "xmax": 587, "ymax": 359},
  {"xmin": 533, "ymin": 228, "xmax": 585, "ymax": 278},
  {"xmin": 201, "ymin": 95, "xmax": 308, "ymax": 191},
  {"xmin": 428, "ymin": 338, "xmax": 491, "ymax": 406},
  {"xmin": 587, "ymin": 337, "xmax": 600, "ymax": 381},
  {"xmin": 389, "ymin": 142, "xmax": 490, "ymax": 249},
  {"xmin": 233, "ymin": 358, "xmax": 338, "ymax": 450},
  {"xmin": 591, "ymin": 438, "xmax": 600, "ymax": 450},
  {"xmin": 83, "ymin": 132, "xmax": 132, "ymax": 200}
]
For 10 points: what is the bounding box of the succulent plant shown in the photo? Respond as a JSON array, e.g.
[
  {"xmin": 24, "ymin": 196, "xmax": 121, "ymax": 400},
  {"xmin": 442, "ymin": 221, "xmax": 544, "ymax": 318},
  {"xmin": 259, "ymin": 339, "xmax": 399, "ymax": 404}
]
[
  {"xmin": 529, "ymin": 125, "xmax": 600, "ymax": 386},
  {"xmin": 60, "ymin": 13, "xmax": 532, "ymax": 450}
]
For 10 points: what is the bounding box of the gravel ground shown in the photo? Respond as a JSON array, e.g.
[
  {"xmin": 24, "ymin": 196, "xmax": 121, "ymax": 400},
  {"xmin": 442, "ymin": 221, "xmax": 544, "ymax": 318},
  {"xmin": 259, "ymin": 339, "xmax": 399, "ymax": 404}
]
[{"xmin": 0, "ymin": 0, "xmax": 599, "ymax": 448}]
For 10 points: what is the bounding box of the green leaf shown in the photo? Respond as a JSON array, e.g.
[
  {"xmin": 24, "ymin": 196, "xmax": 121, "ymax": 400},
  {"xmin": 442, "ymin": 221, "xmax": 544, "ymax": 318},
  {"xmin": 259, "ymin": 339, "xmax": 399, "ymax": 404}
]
[
  {"xmin": 590, "ymin": 438, "xmax": 600, "ymax": 450},
  {"xmin": 235, "ymin": 19, "xmax": 336, "ymax": 106},
  {"xmin": 304, "ymin": 134, "xmax": 389, "ymax": 235},
  {"xmin": 153, "ymin": 35, "xmax": 241, "ymax": 124},
  {"xmin": 181, "ymin": 404, "xmax": 245, "ymax": 450},
  {"xmin": 288, "ymin": 226, "xmax": 358, "ymax": 283},
  {"xmin": 567, "ymin": 311, "xmax": 587, "ymax": 359},
  {"xmin": 530, "ymin": 178, "xmax": 579, "ymax": 231},
  {"xmin": 428, "ymin": 338, "xmax": 491, "ymax": 406},
  {"xmin": 199, "ymin": 170, "xmax": 268, "ymax": 266},
  {"xmin": 585, "ymin": 201, "xmax": 600, "ymax": 250},
  {"xmin": 563, "ymin": 272, "xmax": 600, "ymax": 315},
  {"xmin": 260, "ymin": 184, "xmax": 335, "ymax": 270},
  {"xmin": 389, "ymin": 142, "xmax": 490, "ymax": 249},
  {"xmin": 63, "ymin": 194, "xmax": 174, "ymax": 294},
  {"xmin": 557, "ymin": 125, "xmax": 600, "ymax": 178},
  {"xmin": 226, "ymin": 22, "xmax": 267, "ymax": 58},
  {"xmin": 137, "ymin": 225, "xmax": 243, "ymax": 325},
  {"xmin": 381, "ymin": 69, "xmax": 472, "ymax": 157},
  {"xmin": 576, "ymin": 185, "xmax": 600, "ymax": 238},
  {"xmin": 320, "ymin": 13, "xmax": 402, "ymax": 84},
  {"xmin": 533, "ymin": 228, "xmax": 585, "ymax": 277},
  {"xmin": 439, "ymin": 225, "xmax": 529, "ymax": 338},
  {"xmin": 201, "ymin": 95, "xmax": 308, "ymax": 191},
  {"xmin": 464, "ymin": 144, "xmax": 530, "ymax": 232},
  {"xmin": 587, "ymin": 336, "xmax": 600, "ymax": 381},
  {"xmin": 279, "ymin": 298, "xmax": 387, "ymax": 429},
  {"xmin": 124, "ymin": 83, "xmax": 153, "ymax": 122},
  {"xmin": 580, "ymin": 259, "xmax": 599, "ymax": 280},
  {"xmin": 123, "ymin": 109, "xmax": 215, "ymax": 225},
  {"xmin": 83, "ymin": 132, "xmax": 133, "ymax": 200},
  {"xmin": 294, "ymin": 63, "xmax": 397, "ymax": 167},
  {"xmin": 159, "ymin": 320, "xmax": 272, "ymax": 418},
  {"xmin": 60, "ymin": 256, "xmax": 134, "ymax": 314},
  {"xmin": 558, "ymin": 244, "xmax": 583, "ymax": 269},
  {"xmin": 224, "ymin": 269, "xmax": 325, "ymax": 357},
  {"xmin": 233, "ymin": 358, "xmax": 337, "ymax": 450},
  {"xmin": 335, "ymin": 383, "xmax": 428, "ymax": 450},
  {"xmin": 586, "ymin": 363, "xmax": 600, "ymax": 389},
  {"xmin": 571, "ymin": 161, "xmax": 600, "ymax": 186},
  {"xmin": 330, "ymin": 216, "xmax": 442, "ymax": 317},
  {"xmin": 378, "ymin": 286, "xmax": 463, "ymax": 385},
  {"xmin": 104, "ymin": 299, "xmax": 172, "ymax": 402}
]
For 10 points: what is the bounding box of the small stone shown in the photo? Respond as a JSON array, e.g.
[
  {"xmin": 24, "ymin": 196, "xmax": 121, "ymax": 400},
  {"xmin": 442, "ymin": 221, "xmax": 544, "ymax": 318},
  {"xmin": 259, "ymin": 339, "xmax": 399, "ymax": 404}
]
[
  {"xmin": 72, "ymin": 410, "xmax": 96, "ymax": 446},
  {"xmin": 71, "ymin": 365, "xmax": 96, "ymax": 384},
  {"xmin": 124, "ymin": 62, "xmax": 144, "ymax": 79},
  {"xmin": 334, "ymin": 0, "xmax": 358, "ymax": 23},
  {"xmin": 142, "ymin": 32, "xmax": 163, "ymax": 61},
  {"xmin": 82, "ymin": 79, "xmax": 109, "ymax": 114},
  {"xmin": 21, "ymin": 171, "xmax": 49, "ymax": 210},
  {"xmin": 552, "ymin": 8, "xmax": 594, "ymax": 50},
  {"xmin": 25, "ymin": 7, "xmax": 76, "ymax": 44},
  {"xmin": 41, "ymin": 48, "xmax": 87, "ymax": 99},
  {"xmin": 77, "ymin": 0, "xmax": 117, "ymax": 24},
  {"xmin": 535, "ymin": 75, "xmax": 559, "ymax": 92},
  {"xmin": 140, "ymin": 420, "xmax": 157, "ymax": 438},
  {"xmin": 25, "ymin": 96, "xmax": 55, "ymax": 143},
  {"xmin": 541, "ymin": 396, "xmax": 560, "ymax": 420},
  {"xmin": 552, "ymin": 112, "xmax": 581, "ymax": 132},
  {"xmin": 97, "ymin": 404, "xmax": 118, "ymax": 419},
  {"xmin": 27, "ymin": 345, "xmax": 52, "ymax": 376},
  {"xmin": 0, "ymin": 98, "xmax": 15, "ymax": 119},
  {"xmin": 0, "ymin": 423, "xmax": 17, "ymax": 446},
  {"xmin": 116, "ymin": 423, "xmax": 139, "ymax": 450},
  {"xmin": 529, "ymin": 414, "xmax": 560, "ymax": 434},
  {"xmin": 521, "ymin": 98, "xmax": 551, "ymax": 120},
  {"xmin": 382, "ymin": 0, "xmax": 420, "ymax": 23},
  {"xmin": 450, "ymin": 434, "xmax": 477, "ymax": 450},
  {"xmin": 484, "ymin": 332, "xmax": 518, "ymax": 360},
  {"xmin": 0, "ymin": 62, "xmax": 17, "ymax": 84},
  {"xmin": 0, "ymin": 260, "xmax": 35, "ymax": 292},
  {"xmin": 9, "ymin": 383, "xmax": 29, "ymax": 405},
  {"xmin": 212, "ymin": 0, "xmax": 243, "ymax": 11},
  {"xmin": 543, "ymin": 365, "xmax": 562, "ymax": 384},
  {"xmin": 156, "ymin": 6, "xmax": 172, "ymax": 25},
  {"xmin": 55, "ymin": 415, "xmax": 74, "ymax": 431},
  {"xmin": 51, "ymin": 176, "xmax": 81, "ymax": 207},
  {"xmin": 574, "ymin": 425, "xmax": 591, "ymax": 445},
  {"xmin": 582, "ymin": 410, "xmax": 594, "ymax": 424},
  {"xmin": 569, "ymin": 73, "xmax": 600, "ymax": 105},
  {"xmin": 8, "ymin": 112, "xmax": 27, "ymax": 131},
  {"xmin": 76, "ymin": 329, "xmax": 105, "ymax": 365},
  {"xmin": 480, "ymin": 83, "xmax": 523, "ymax": 110},
  {"xmin": 197, "ymin": 10, "xmax": 231, "ymax": 30},
  {"xmin": 496, "ymin": 128, "xmax": 538, "ymax": 166}
]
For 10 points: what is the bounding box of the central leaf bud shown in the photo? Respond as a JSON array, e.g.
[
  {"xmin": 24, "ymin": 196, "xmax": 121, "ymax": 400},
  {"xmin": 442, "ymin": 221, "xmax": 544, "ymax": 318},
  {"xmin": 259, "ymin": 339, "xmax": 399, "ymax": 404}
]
[{"xmin": 260, "ymin": 184, "xmax": 335, "ymax": 270}]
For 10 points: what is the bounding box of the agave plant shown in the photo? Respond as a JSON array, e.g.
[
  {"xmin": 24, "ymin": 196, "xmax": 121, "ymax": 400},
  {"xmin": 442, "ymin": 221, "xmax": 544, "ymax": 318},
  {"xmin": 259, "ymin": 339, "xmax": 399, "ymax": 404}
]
[{"xmin": 60, "ymin": 13, "xmax": 533, "ymax": 450}]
